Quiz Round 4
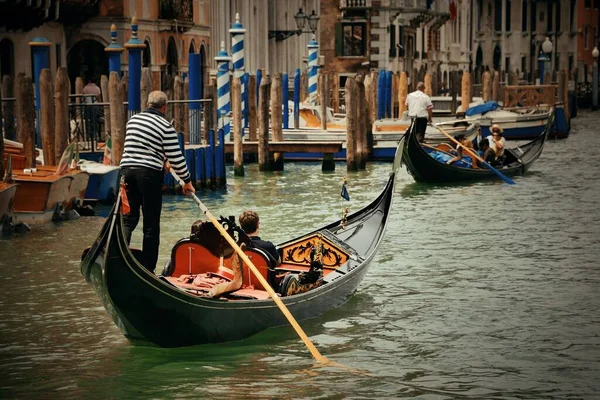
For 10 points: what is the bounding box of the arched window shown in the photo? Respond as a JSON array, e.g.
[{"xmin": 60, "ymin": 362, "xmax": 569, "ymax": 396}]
[
  {"xmin": 143, "ymin": 39, "xmax": 151, "ymax": 67},
  {"xmin": 167, "ymin": 36, "xmax": 178, "ymax": 76}
]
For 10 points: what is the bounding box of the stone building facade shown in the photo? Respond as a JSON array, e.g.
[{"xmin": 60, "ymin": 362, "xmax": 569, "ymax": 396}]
[
  {"xmin": 0, "ymin": 0, "xmax": 211, "ymax": 92},
  {"xmin": 470, "ymin": 0, "xmax": 599, "ymax": 82},
  {"xmin": 209, "ymin": 0, "xmax": 320, "ymax": 76}
]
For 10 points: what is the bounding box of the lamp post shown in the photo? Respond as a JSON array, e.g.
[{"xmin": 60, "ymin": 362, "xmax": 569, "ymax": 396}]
[
  {"xmin": 539, "ymin": 37, "xmax": 553, "ymax": 84},
  {"xmin": 269, "ymin": 8, "xmax": 319, "ymax": 41},
  {"xmin": 593, "ymin": 46, "xmax": 599, "ymax": 111}
]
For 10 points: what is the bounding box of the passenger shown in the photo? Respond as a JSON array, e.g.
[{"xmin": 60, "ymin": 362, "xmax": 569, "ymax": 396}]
[
  {"xmin": 446, "ymin": 137, "xmax": 477, "ymax": 168},
  {"xmin": 484, "ymin": 124, "xmax": 506, "ymax": 163},
  {"xmin": 239, "ymin": 210, "xmax": 281, "ymax": 266},
  {"xmin": 478, "ymin": 139, "xmax": 493, "ymax": 162}
]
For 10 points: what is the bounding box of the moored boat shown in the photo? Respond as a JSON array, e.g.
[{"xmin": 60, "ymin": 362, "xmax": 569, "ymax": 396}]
[
  {"xmin": 0, "ymin": 182, "xmax": 18, "ymax": 231},
  {"xmin": 80, "ymin": 139, "xmax": 403, "ymax": 347},
  {"xmin": 372, "ymin": 113, "xmax": 480, "ymax": 145},
  {"xmin": 465, "ymin": 102, "xmax": 556, "ymax": 140},
  {"xmin": 77, "ymin": 160, "xmax": 120, "ymax": 204},
  {"xmin": 401, "ymin": 115, "xmax": 552, "ymax": 183}
]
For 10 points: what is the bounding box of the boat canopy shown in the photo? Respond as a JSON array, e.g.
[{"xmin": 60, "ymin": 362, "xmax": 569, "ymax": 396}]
[{"xmin": 466, "ymin": 101, "xmax": 500, "ymax": 116}]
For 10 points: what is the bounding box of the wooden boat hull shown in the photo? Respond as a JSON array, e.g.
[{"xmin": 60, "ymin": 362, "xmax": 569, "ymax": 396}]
[
  {"xmin": 81, "ymin": 141, "xmax": 402, "ymax": 347},
  {"xmin": 401, "ymin": 117, "xmax": 550, "ymax": 183},
  {"xmin": 475, "ymin": 108, "xmax": 553, "ymax": 140},
  {"xmin": 68, "ymin": 170, "xmax": 90, "ymax": 208},
  {"xmin": 0, "ymin": 183, "xmax": 18, "ymax": 228},
  {"xmin": 11, "ymin": 170, "xmax": 74, "ymax": 225}
]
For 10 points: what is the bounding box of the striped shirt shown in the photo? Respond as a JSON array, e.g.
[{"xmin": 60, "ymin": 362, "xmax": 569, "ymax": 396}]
[{"xmin": 120, "ymin": 108, "xmax": 191, "ymax": 183}]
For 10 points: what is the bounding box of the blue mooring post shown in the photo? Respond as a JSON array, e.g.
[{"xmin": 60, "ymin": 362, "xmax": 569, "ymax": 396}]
[
  {"xmin": 194, "ymin": 148, "xmax": 205, "ymax": 187},
  {"xmin": 216, "ymin": 128, "xmax": 226, "ymax": 187},
  {"xmin": 377, "ymin": 69, "xmax": 386, "ymax": 119},
  {"xmin": 538, "ymin": 51, "xmax": 546, "ymax": 84},
  {"xmin": 29, "ymin": 37, "xmax": 51, "ymax": 149},
  {"xmin": 125, "ymin": 17, "xmax": 145, "ymax": 117},
  {"xmin": 206, "ymin": 129, "xmax": 215, "ymax": 187},
  {"xmin": 189, "ymin": 53, "xmax": 201, "ymax": 144},
  {"xmin": 105, "ymin": 24, "xmax": 124, "ymax": 77},
  {"xmin": 282, "ymin": 72, "xmax": 289, "ymax": 129},
  {"xmin": 293, "ymin": 68, "xmax": 300, "ymax": 129}
]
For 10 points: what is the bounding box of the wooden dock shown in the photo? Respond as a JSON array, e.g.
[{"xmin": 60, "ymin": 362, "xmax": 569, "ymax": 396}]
[{"xmin": 223, "ymin": 140, "xmax": 344, "ymax": 154}]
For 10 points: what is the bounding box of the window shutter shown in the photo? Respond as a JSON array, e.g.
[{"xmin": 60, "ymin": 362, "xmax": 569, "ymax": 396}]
[{"xmin": 335, "ymin": 23, "xmax": 343, "ymax": 56}]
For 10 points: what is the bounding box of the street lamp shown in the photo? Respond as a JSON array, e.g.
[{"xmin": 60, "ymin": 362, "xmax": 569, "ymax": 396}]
[
  {"xmin": 593, "ymin": 46, "xmax": 599, "ymax": 111},
  {"xmin": 269, "ymin": 8, "xmax": 320, "ymax": 41},
  {"xmin": 539, "ymin": 37, "xmax": 553, "ymax": 84}
]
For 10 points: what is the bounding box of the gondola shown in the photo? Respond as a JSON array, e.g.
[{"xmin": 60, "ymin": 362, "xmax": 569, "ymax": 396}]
[
  {"xmin": 80, "ymin": 139, "xmax": 404, "ymax": 348},
  {"xmin": 401, "ymin": 113, "xmax": 552, "ymax": 184}
]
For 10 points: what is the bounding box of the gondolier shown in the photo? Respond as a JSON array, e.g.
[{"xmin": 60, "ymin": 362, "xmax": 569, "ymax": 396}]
[
  {"xmin": 120, "ymin": 90, "xmax": 195, "ymax": 273},
  {"xmin": 405, "ymin": 82, "xmax": 433, "ymax": 143}
]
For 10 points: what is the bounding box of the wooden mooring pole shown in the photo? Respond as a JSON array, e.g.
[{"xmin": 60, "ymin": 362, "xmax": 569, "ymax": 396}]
[
  {"xmin": 39, "ymin": 69, "xmax": 55, "ymax": 166},
  {"xmin": 100, "ymin": 75, "xmax": 110, "ymax": 141},
  {"xmin": 54, "ymin": 67, "xmax": 69, "ymax": 165},
  {"xmin": 345, "ymin": 76, "xmax": 358, "ymax": 172},
  {"xmin": 257, "ymin": 75, "xmax": 271, "ymax": 171},
  {"xmin": 247, "ymin": 74, "xmax": 257, "ymax": 141},
  {"xmin": 17, "ymin": 76, "xmax": 36, "ymax": 168},
  {"xmin": 356, "ymin": 74, "xmax": 367, "ymax": 170},
  {"xmin": 232, "ymin": 76, "xmax": 244, "ymax": 176},
  {"xmin": 109, "ymin": 71, "xmax": 125, "ymax": 165},
  {"xmin": 270, "ymin": 73, "xmax": 283, "ymax": 171}
]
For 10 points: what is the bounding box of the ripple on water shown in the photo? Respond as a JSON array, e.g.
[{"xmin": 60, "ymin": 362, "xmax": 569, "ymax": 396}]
[{"xmin": 1, "ymin": 114, "xmax": 600, "ymax": 398}]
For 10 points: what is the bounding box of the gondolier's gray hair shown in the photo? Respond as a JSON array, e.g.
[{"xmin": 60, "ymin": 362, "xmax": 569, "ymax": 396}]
[{"xmin": 148, "ymin": 91, "xmax": 168, "ymax": 109}]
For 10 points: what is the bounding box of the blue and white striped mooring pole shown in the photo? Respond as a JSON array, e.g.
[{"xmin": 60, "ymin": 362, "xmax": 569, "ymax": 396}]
[
  {"xmin": 215, "ymin": 41, "xmax": 231, "ymax": 138},
  {"xmin": 307, "ymin": 35, "xmax": 319, "ymax": 104},
  {"xmin": 124, "ymin": 17, "xmax": 146, "ymax": 118},
  {"xmin": 229, "ymin": 13, "xmax": 246, "ymax": 130}
]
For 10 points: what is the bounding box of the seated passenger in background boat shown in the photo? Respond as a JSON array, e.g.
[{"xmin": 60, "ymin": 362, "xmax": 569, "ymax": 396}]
[
  {"xmin": 446, "ymin": 137, "xmax": 477, "ymax": 168},
  {"xmin": 478, "ymin": 139, "xmax": 491, "ymax": 160},
  {"xmin": 239, "ymin": 210, "xmax": 281, "ymax": 267},
  {"xmin": 484, "ymin": 124, "xmax": 506, "ymax": 164}
]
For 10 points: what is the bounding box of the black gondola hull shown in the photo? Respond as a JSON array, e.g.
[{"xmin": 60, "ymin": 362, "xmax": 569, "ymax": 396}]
[
  {"xmin": 81, "ymin": 147, "xmax": 400, "ymax": 347},
  {"xmin": 402, "ymin": 118, "xmax": 550, "ymax": 183}
]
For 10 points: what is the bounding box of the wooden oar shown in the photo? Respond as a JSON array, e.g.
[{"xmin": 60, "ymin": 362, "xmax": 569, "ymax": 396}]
[
  {"xmin": 170, "ymin": 170, "xmax": 334, "ymax": 366},
  {"xmin": 432, "ymin": 125, "xmax": 516, "ymax": 185}
]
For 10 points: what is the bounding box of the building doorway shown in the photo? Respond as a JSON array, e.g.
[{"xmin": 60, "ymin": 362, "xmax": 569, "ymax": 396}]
[{"xmin": 67, "ymin": 39, "xmax": 108, "ymax": 89}]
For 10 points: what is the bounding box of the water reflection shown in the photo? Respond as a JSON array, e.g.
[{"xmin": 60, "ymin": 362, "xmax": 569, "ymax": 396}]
[{"xmin": 1, "ymin": 113, "xmax": 600, "ymax": 398}]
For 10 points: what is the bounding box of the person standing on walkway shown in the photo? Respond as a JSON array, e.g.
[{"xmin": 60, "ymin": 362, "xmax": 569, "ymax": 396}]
[
  {"xmin": 120, "ymin": 90, "xmax": 195, "ymax": 273},
  {"xmin": 406, "ymin": 81, "xmax": 434, "ymax": 143}
]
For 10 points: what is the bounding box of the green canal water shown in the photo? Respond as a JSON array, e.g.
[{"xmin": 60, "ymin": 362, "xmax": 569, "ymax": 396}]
[{"xmin": 1, "ymin": 111, "xmax": 599, "ymax": 399}]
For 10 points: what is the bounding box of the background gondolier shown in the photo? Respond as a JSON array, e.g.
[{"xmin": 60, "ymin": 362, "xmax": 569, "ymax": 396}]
[
  {"xmin": 406, "ymin": 82, "xmax": 433, "ymax": 143},
  {"xmin": 120, "ymin": 90, "xmax": 195, "ymax": 273}
]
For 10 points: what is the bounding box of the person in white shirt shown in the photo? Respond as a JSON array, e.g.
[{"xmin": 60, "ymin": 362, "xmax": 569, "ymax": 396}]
[
  {"xmin": 484, "ymin": 124, "xmax": 506, "ymax": 164},
  {"xmin": 405, "ymin": 82, "xmax": 434, "ymax": 143}
]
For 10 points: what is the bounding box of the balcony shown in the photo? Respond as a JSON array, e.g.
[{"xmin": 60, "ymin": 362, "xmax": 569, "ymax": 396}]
[
  {"xmin": 386, "ymin": 0, "xmax": 428, "ymax": 11},
  {"xmin": 159, "ymin": 0, "xmax": 193, "ymax": 22},
  {"xmin": 340, "ymin": 0, "xmax": 372, "ymax": 8}
]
